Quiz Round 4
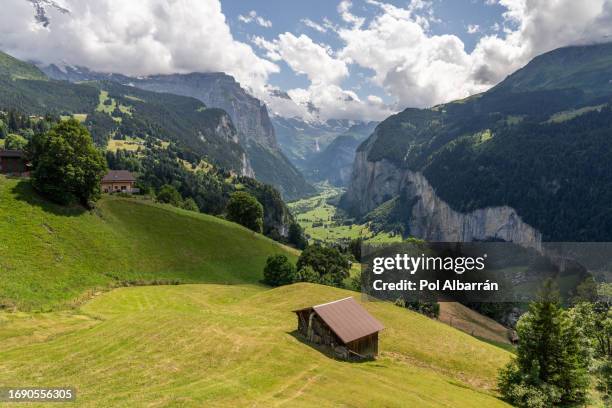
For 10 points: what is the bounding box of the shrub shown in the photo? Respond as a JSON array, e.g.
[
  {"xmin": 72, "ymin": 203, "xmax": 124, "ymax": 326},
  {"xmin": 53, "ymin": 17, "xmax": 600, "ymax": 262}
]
[
  {"xmin": 263, "ymin": 255, "xmax": 296, "ymax": 287},
  {"xmin": 30, "ymin": 119, "xmax": 107, "ymax": 206},
  {"xmin": 182, "ymin": 197, "xmax": 199, "ymax": 212},
  {"xmin": 226, "ymin": 191, "xmax": 264, "ymax": 233},
  {"xmin": 156, "ymin": 185, "xmax": 183, "ymax": 207},
  {"xmin": 296, "ymin": 244, "xmax": 350, "ymax": 288},
  {"xmin": 5, "ymin": 133, "xmax": 28, "ymax": 150},
  {"xmin": 295, "ymin": 266, "xmax": 319, "ymax": 283}
]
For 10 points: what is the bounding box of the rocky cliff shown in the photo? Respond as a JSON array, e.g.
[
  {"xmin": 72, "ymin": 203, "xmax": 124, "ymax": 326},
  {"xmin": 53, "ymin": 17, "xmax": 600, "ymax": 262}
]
[
  {"xmin": 135, "ymin": 73, "xmax": 277, "ymax": 149},
  {"xmin": 39, "ymin": 65, "xmax": 313, "ymax": 200},
  {"xmin": 132, "ymin": 73, "xmax": 313, "ymax": 200},
  {"xmin": 344, "ymin": 150, "xmax": 542, "ymax": 247},
  {"xmin": 342, "ymin": 43, "xmax": 612, "ymax": 242}
]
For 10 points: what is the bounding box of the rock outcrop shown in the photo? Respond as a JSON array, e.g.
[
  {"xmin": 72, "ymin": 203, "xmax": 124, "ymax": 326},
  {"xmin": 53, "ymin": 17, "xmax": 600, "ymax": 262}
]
[
  {"xmin": 135, "ymin": 73, "xmax": 278, "ymax": 149},
  {"xmin": 39, "ymin": 65, "xmax": 313, "ymax": 199},
  {"xmin": 344, "ymin": 151, "xmax": 542, "ymax": 248}
]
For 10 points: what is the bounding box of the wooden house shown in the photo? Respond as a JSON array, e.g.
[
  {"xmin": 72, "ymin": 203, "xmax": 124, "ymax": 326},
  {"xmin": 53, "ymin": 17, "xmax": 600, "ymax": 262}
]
[
  {"xmin": 101, "ymin": 170, "xmax": 138, "ymax": 194},
  {"xmin": 293, "ymin": 297, "xmax": 384, "ymax": 360}
]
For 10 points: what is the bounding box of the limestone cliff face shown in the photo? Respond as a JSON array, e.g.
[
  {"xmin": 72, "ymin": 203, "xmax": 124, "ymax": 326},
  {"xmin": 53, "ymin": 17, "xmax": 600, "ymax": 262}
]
[
  {"xmin": 134, "ymin": 73, "xmax": 313, "ymax": 200},
  {"xmin": 212, "ymin": 112, "xmax": 254, "ymax": 177},
  {"xmin": 135, "ymin": 73, "xmax": 278, "ymax": 149},
  {"xmin": 344, "ymin": 151, "xmax": 542, "ymax": 248}
]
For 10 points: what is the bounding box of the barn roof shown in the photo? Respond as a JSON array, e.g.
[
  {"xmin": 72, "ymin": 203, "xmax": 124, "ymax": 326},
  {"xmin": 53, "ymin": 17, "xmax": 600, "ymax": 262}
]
[
  {"xmin": 294, "ymin": 297, "xmax": 384, "ymax": 344},
  {"xmin": 0, "ymin": 149, "xmax": 24, "ymax": 158},
  {"xmin": 102, "ymin": 170, "xmax": 136, "ymax": 183}
]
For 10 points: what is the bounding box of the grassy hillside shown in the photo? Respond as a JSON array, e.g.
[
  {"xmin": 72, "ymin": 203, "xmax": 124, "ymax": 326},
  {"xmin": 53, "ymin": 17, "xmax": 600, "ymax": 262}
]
[
  {"xmin": 0, "ymin": 51, "xmax": 47, "ymax": 80},
  {"xmin": 0, "ymin": 176, "xmax": 296, "ymax": 311},
  {"xmin": 0, "ymin": 283, "xmax": 512, "ymax": 407}
]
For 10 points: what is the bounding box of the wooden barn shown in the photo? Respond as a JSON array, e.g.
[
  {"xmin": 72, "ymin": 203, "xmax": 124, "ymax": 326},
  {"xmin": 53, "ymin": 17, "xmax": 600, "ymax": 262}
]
[
  {"xmin": 293, "ymin": 297, "xmax": 384, "ymax": 360},
  {"xmin": 0, "ymin": 150, "xmax": 28, "ymax": 175}
]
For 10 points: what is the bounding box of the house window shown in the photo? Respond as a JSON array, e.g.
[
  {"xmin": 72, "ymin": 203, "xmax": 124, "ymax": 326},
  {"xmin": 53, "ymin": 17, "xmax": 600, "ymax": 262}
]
[{"xmin": 121, "ymin": 186, "xmax": 126, "ymax": 191}]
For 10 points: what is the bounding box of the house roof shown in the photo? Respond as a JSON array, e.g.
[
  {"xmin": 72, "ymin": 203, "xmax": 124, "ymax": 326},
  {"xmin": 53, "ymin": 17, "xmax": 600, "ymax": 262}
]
[
  {"xmin": 0, "ymin": 149, "xmax": 24, "ymax": 158},
  {"xmin": 294, "ymin": 297, "xmax": 384, "ymax": 344},
  {"xmin": 102, "ymin": 170, "xmax": 136, "ymax": 183}
]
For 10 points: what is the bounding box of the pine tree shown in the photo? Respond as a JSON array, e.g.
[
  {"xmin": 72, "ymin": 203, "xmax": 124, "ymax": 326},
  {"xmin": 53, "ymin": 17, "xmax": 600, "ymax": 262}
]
[{"xmin": 499, "ymin": 280, "xmax": 590, "ymax": 407}]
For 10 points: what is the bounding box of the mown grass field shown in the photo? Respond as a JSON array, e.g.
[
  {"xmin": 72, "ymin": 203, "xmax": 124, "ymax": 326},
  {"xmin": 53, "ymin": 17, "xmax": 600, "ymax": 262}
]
[
  {"xmin": 0, "ymin": 175, "xmax": 515, "ymax": 407},
  {"xmin": 0, "ymin": 283, "xmax": 512, "ymax": 407},
  {"xmin": 0, "ymin": 176, "xmax": 296, "ymax": 311},
  {"xmin": 106, "ymin": 137, "xmax": 145, "ymax": 152}
]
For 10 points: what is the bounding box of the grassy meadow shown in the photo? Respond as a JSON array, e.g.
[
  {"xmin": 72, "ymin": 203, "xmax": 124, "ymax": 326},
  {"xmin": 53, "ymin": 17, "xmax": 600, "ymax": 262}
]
[
  {"xmin": 289, "ymin": 185, "xmax": 400, "ymax": 244},
  {"xmin": 0, "ymin": 176, "xmax": 296, "ymax": 311},
  {"xmin": 0, "ymin": 283, "xmax": 512, "ymax": 407},
  {"xmin": 0, "ymin": 175, "xmax": 515, "ymax": 407}
]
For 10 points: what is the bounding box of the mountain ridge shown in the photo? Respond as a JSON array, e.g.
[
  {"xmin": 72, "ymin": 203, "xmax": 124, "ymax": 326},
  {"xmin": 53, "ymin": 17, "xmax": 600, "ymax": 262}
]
[
  {"xmin": 39, "ymin": 64, "xmax": 315, "ymax": 200},
  {"xmin": 342, "ymin": 42, "xmax": 612, "ymax": 242}
]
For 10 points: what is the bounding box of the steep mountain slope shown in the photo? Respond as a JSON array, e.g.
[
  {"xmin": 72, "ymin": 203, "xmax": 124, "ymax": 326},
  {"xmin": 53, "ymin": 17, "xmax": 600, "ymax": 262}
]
[
  {"xmin": 305, "ymin": 121, "xmax": 378, "ymax": 186},
  {"xmin": 273, "ymin": 116, "xmax": 374, "ymax": 169},
  {"xmin": 0, "ymin": 176, "xmax": 297, "ymax": 310},
  {"xmin": 0, "ymin": 51, "xmax": 47, "ymax": 80},
  {"xmin": 342, "ymin": 42, "xmax": 612, "ymax": 242},
  {"xmin": 0, "ymin": 283, "xmax": 511, "ymax": 407},
  {"xmin": 306, "ymin": 134, "xmax": 361, "ymax": 186},
  {"xmin": 40, "ymin": 65, "xmax": 314, "ymax": 200},
  {"xmin": 0, "ymin": 52, "xmax": 248, "ymax": 174}
]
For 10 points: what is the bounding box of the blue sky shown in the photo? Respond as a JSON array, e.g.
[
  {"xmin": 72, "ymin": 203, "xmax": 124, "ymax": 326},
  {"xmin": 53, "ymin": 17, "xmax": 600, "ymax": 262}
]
[{"xmin": 221, "ymin": 0, "xmax": 508, "ymax": 104}]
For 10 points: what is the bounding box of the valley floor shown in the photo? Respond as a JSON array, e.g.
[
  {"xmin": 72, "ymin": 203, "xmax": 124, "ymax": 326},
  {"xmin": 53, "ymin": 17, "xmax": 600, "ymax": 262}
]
[
  {"xmin": 0, "ymin": 283, "xmax": 512, "ymax": 407},
  {"xmin": 289, "ymin": 184, "xmax": 400, "ymax": 245}
]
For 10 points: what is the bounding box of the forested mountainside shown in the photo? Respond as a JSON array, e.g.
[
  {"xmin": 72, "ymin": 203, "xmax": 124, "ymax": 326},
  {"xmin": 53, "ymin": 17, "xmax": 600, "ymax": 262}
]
[
  {"xmin": 0, "ymin": 52, "xmax": 300, "ymax": 241},
  {"xmin": 342, "ymin": 42, "xmax": 612, "ymax": 242},
  {"xmin": 41, "ymin": 65, "xmax": 314, "ymax": 200},
  {"xmin": 0, "ymin": 52, "xmax": 247, "ymax": 174}
]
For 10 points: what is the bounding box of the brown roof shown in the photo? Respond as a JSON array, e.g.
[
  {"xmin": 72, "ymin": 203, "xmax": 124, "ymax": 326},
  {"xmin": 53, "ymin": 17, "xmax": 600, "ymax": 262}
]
[
  {"xmin": 102, "ymin": 170, "xmax": 136, "ymax": 183},
  {"xmin": 295, "ymin": 297, "xmax": 384, "ymax": 343},
  {"xmin": 0, "ymin": 149, "xmax": 24, "ymax": 158}
]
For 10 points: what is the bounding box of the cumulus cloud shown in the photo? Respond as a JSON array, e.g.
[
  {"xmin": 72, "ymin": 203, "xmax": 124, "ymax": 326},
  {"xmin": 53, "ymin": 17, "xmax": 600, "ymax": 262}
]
[
  {"xmin": 337, "ymin": 0, "xmax": 612, "ymax": 109},
  {"xmin": 0, "ymin": 0, "xmax": 278, "ymax": 95},
  {"xmin": 252, "ymin": 30, "xmax": 393, "ymax": 121},
  {"xmin": 252, "ymin": 32, "xmax": 348, "ymax": 86},
  {"xmin": 285, "ymin": 84, "xmax": 393, "ymax": 121},
  {"xmin": 238, "ymin": 10, "xmax": 272, "ymax": 28},
  {"xmin": 3, "ymin": 0, "xmax": 612, "ymax": 122}
]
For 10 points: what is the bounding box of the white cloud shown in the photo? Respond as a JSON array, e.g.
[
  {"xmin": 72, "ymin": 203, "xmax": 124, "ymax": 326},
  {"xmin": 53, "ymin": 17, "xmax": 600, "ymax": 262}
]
[
  {"xmin": 467, "ymin": 24, "xmax": 480, "ymax": 34},
  {"xmin": 338, "ymin": 0, "xmax": 365, "ymax": 28},
  {"xmin": 284, "ymin": 84, "xmax": 393, "ymax": 121},
  {"xmin": 253, "ymin": 32, "xmax": 348, "ymax": 86},
  {"xmin": 0, "ymin": 0, "xmax": 278, "ymax": 95},
  {"xmin": 3, "ymin": 0, "xmax": 612, "ymax": 122},
  {"xmin": 301, "ymin": 18, "xmax": 327, "ymax": 33},
  {"xmin": 238, "ymin": 10, "xmax": 272, "ymax": 28},
  {"xmin": 336, "ymin": 0, "xmax": 612, "ymax": 109},
  {"xmin": 252, "ymin": 30, "xmax": 393, "ymax": 121}
]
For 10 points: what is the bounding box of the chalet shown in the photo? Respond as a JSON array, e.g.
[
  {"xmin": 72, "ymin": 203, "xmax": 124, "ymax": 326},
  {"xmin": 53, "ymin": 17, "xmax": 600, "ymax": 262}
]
[
  {"xmin": 0, "ymin": 150, "xmax": 28, "ymax": 175},
  {"xmin": 293, "ymin": 297, "xmax": 384, "ymax": 360},
  {"xmin": 101, "ymin": 170, "xmax": 138, "ymax": 194}
]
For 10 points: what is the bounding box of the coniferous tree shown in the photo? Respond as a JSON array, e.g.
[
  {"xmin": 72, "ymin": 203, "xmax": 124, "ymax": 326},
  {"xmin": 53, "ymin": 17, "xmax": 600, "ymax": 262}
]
[{"xmin": 498, "ymin": 281, "xmax": 590, "ymax": 407}]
